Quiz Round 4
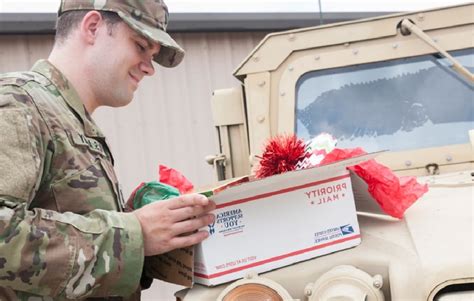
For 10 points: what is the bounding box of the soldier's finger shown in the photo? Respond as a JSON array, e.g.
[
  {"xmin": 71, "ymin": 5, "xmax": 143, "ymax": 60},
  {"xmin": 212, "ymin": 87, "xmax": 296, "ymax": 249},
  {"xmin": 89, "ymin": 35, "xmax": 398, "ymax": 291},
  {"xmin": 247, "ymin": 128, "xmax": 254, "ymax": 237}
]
[
  {"xmin": 171, "ymin": 201, "xmax": 216, "ymax": 222},
  {"xmin": 171, "ymin": 214, "xmax": 215, "ymax": 236},
  {"xmin": 167, "ymin": 194, "xmax": 209, "ymax": 210},
  {"xmin": 169, "ymin": 230, "xmax": 210, "ymax": 249}
]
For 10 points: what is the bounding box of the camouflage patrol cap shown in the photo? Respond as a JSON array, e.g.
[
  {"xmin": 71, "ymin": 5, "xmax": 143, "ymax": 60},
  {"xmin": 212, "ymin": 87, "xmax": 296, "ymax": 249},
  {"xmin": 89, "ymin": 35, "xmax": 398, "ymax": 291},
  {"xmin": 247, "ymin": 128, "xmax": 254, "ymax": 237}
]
[{"xmin": 59, "ymin": 0, "xmax": 184, "ymax": 68}]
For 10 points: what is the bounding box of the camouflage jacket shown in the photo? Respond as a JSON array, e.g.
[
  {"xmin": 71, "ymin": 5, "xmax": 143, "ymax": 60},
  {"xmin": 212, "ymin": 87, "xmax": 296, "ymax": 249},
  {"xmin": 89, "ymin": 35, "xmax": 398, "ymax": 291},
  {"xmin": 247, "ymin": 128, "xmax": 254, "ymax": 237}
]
[{"xmin": 0, "ymin": 60, "xmax": 144, "ymax": 300}]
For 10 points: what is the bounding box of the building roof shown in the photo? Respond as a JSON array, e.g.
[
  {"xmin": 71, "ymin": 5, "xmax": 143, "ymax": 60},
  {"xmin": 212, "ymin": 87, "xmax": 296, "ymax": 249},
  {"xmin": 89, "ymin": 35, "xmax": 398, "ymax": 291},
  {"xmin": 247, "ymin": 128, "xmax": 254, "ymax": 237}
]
[{"xmin": 0, "ymin": 12, "xmax": 390, "ymax": 34}]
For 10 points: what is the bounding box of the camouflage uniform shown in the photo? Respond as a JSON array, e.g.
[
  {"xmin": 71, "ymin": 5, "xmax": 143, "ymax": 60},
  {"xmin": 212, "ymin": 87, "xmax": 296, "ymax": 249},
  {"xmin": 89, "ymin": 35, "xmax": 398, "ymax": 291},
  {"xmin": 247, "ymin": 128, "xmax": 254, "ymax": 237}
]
[
  {"xmin": 0, "ymin": 1, "xmax": 185, "ymax": 299},
  {"xmin": 0, "ymin": 60, "xmax": 146, "ymax": 300}
]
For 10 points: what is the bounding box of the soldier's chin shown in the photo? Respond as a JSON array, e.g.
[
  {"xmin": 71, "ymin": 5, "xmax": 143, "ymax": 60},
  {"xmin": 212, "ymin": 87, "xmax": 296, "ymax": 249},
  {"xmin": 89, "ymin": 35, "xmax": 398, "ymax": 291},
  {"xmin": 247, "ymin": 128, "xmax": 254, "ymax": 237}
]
[
  {"xmin": 106, "ymin": 96, "xmax": 134, "ymax": 108},
  {"xmin": 119, "ymin": 98, "xmax": 134, "ymax": 107}
]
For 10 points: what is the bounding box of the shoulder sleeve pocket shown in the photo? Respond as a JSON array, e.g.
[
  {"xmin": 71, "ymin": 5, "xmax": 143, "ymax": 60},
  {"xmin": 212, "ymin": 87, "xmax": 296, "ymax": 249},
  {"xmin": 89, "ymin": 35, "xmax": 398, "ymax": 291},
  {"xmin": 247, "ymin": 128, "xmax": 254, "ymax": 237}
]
[{"xmin": 0, "ymin": 108, "xmax": 39, "ymax": 201}]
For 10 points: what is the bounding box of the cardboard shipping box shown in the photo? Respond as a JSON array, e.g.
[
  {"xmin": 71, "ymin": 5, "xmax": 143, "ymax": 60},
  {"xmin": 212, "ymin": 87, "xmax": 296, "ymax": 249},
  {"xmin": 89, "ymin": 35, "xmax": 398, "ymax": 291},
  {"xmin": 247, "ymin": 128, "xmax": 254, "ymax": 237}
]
[{"xmin": 146, "ymin": 153, "xmax": 382, "ymax": 287}]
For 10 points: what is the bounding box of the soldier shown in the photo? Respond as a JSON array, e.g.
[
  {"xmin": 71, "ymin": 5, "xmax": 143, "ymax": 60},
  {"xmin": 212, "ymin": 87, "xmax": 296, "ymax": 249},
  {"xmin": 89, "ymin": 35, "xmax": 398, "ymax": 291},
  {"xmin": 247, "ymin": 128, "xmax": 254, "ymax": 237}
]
[{"xmin": 0, "ymin": 0, "xmax": 215, "ymax": 300}]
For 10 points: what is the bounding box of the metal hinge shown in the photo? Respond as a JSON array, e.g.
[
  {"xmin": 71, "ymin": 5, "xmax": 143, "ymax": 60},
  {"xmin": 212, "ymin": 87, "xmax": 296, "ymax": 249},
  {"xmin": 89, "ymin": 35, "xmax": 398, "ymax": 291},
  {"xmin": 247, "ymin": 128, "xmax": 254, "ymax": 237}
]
[
  {"xmin": 425, "ymin": 163, "xmax": 440, "ymax": 175},
  {"xmin": 205, "ymin": 154, "xmax": 227, "ymax": 181}
]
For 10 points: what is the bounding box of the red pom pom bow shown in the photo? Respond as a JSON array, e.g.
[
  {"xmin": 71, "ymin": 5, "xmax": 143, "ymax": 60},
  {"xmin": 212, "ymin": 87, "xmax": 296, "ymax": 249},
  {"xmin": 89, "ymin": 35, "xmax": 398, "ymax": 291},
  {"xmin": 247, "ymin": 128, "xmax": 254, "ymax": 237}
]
[{"xmin": 255, "ymin": 134, "xmax": 306, "ymax": 178}]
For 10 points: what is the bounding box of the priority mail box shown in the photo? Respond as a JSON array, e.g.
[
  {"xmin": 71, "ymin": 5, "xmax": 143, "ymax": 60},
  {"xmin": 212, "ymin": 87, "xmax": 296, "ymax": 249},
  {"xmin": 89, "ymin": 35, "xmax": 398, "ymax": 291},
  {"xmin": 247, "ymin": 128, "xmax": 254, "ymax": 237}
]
[
  {"xmin": 192, "ymin": 153, "xmax": 379, "ymax": 286},
  {"xmin": 146, "ymin": 153, "xmax": 381, "ymax": 287}
]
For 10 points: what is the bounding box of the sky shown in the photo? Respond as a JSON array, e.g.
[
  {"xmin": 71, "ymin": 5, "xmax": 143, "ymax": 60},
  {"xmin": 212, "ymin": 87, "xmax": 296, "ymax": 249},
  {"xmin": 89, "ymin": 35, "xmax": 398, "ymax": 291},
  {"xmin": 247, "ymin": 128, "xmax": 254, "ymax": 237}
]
[{"xmin": 0, "ymin": 0, "xmax": 470, "ymax": 13}]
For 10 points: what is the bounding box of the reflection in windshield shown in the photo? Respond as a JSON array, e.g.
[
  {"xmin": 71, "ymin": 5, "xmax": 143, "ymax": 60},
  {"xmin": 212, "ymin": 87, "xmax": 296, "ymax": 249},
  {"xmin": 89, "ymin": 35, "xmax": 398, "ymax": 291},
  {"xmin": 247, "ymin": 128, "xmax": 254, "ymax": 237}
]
[{"xmin": 295, "ymin": 49, "xmax": 474, "ymax": 152}]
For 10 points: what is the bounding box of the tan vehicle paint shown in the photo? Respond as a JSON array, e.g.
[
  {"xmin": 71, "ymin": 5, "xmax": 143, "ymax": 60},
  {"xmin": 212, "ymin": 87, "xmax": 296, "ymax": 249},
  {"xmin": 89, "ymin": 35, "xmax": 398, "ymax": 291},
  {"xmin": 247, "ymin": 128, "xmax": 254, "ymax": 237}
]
[{"xmin": 179, "ymin": 3, "xmax": 474, "ymax": 300}]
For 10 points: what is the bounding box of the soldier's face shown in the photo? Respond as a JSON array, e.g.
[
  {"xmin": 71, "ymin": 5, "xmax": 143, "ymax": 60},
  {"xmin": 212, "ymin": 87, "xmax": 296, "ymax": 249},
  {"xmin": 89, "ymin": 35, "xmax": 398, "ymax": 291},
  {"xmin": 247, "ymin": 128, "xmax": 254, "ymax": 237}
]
[{"xmin": 87, "ymin": 21, "xmax": 161, "ymax": 108}]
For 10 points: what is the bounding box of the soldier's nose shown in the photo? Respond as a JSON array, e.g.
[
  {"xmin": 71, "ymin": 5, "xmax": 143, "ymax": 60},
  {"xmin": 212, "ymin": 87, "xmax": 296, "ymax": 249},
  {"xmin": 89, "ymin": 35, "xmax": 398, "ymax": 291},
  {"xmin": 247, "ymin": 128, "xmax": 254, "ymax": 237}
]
[{"xmin": 140, "ymin": 60, "xmax": 155, "ymax": 76}]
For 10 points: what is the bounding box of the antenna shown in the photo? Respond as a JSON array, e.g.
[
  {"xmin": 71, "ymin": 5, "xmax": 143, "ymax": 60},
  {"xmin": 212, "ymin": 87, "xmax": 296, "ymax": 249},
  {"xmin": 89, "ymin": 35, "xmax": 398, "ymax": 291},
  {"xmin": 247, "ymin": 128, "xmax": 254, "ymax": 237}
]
[{"xmin": 318, "ymin": 0, "xmax": 324, "ymax": 25}]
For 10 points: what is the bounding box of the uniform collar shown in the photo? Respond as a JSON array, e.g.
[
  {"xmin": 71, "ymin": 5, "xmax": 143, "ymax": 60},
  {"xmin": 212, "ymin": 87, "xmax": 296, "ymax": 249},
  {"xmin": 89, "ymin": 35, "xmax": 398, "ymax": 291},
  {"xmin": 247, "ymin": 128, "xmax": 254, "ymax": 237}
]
[{"xmin": 31, "ymin": 59, "xmax": 105, "ymax": 138}]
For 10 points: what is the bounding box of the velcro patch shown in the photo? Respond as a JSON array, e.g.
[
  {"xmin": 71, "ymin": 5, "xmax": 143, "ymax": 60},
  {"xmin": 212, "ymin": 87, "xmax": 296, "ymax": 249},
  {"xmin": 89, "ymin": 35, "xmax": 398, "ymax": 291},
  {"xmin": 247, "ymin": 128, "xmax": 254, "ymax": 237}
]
[{"xmin": 0, "ymin": 108, "xmax": 37, "ymax": 201}]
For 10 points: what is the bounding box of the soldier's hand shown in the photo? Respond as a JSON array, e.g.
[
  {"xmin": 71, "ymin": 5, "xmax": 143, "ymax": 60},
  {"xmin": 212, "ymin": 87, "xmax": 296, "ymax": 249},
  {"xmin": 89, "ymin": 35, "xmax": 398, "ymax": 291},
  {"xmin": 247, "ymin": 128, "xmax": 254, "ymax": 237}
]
[{"xmin": 133, "ymin": 193, "xmax": 216, "ymax": 256}]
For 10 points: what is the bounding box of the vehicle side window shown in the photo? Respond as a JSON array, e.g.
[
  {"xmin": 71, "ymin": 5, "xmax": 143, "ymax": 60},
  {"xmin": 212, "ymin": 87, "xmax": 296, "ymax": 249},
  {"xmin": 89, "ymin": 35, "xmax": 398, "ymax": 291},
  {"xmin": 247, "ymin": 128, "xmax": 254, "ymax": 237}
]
[{"xmin": 295, "ymin": 48, "xmax": 474, "ymax": 152}]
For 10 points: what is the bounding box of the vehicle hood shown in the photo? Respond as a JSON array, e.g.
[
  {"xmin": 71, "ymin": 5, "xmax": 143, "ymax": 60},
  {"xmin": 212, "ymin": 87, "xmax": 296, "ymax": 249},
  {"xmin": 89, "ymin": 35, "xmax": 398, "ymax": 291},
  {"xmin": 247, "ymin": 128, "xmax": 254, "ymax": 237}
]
[{"xmin": 404, "ymin": 170, "xmax": 474, "ymax": 294}]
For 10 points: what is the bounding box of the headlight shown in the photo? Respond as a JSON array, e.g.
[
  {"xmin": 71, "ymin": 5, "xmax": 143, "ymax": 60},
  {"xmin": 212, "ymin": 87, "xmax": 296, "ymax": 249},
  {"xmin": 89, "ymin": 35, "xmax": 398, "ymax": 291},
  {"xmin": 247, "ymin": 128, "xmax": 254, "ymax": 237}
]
[
  {"xmin": 305, "ymin": 265, "xmax": 385, "ymax": 301},
  {"xmin": 217, "ymin": 273, "xmax": 294, "ymax": 301}
]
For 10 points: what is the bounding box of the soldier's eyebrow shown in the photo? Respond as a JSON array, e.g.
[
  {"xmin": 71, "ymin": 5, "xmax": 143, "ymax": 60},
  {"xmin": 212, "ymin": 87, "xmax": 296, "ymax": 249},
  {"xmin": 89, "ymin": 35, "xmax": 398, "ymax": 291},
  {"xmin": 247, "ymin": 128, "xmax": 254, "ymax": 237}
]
[{"xmin": 132, "ymin": 34, "xmax": 153, "ymax": 49}]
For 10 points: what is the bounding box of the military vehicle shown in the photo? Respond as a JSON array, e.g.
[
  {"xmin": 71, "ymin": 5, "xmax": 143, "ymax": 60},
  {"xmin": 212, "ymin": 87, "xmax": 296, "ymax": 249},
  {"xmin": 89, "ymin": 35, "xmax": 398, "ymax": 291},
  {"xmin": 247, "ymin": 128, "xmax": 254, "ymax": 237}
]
[{"xmin": 176, "ymin": 3, "xmax": 473, "ymax": 300}]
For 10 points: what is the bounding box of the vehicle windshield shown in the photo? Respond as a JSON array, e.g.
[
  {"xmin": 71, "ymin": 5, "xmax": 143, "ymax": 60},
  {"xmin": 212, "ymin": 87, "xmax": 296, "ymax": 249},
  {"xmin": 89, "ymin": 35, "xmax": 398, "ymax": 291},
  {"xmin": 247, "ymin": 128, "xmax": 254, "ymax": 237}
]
[{"xmin": 295, "ymin": 48, "xmax": 474, "ymax": 152}]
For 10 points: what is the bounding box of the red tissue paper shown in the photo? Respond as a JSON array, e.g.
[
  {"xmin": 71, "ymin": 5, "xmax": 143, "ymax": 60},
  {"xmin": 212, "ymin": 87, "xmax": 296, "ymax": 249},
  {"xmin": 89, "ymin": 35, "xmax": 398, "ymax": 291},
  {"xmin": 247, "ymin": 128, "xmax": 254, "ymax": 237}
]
[
  {"xmin": 159, "ymin": 164, "xmax": 194, "ymax": 194},
  {"xmin": 126, "ymin": 165, "xmax": 194, "ymax": 210},
  {"xmin": 319, "ymin": 147, "xmax": 366, "ymax": 165},
  {"xmin": 320, "ymin": 148, "xmax": 428, "ymax": 219}
]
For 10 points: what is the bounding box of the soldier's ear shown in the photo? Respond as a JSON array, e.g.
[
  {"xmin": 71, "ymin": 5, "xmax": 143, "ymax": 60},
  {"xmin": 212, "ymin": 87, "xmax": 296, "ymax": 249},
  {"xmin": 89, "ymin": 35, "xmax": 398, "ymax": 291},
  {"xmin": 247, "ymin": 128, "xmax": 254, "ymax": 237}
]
[{"xmin": 79, "ymin": 11, "xmax": 104, "ymax": 45}]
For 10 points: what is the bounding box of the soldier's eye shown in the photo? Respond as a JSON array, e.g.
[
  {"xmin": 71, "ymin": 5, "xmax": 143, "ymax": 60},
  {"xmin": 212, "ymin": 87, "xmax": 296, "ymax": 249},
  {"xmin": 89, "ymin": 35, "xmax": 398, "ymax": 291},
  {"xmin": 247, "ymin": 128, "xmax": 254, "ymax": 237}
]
[{"xmin": 136, "ymin": 42, "xmax": 146, "ymax": 52}]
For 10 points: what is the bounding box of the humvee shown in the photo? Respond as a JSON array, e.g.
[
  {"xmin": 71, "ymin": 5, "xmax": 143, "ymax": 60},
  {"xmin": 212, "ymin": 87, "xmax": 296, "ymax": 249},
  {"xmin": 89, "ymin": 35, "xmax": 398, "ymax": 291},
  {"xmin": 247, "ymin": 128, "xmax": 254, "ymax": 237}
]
[{"xmin": 177, "ymin": 3, "xmax": 473, "ymax": 300}]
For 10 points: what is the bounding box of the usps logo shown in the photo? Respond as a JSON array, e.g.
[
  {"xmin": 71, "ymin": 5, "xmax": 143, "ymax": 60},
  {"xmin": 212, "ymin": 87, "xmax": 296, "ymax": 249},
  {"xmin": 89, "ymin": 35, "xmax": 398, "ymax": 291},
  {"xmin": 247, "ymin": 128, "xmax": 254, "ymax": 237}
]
[{"xmin": 340, "ymin": 224, "xmax": 354, "ymax": 235}]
